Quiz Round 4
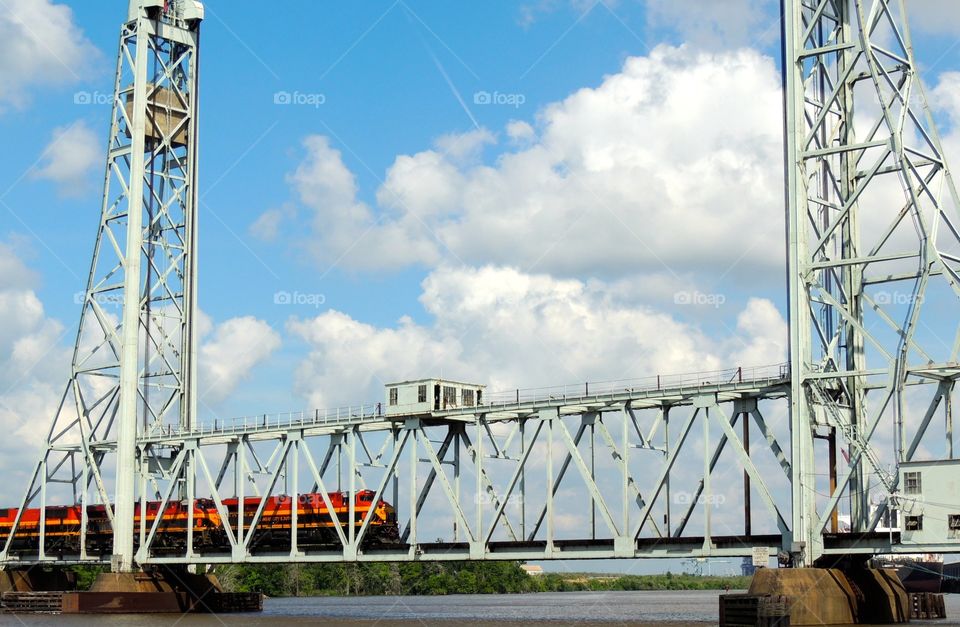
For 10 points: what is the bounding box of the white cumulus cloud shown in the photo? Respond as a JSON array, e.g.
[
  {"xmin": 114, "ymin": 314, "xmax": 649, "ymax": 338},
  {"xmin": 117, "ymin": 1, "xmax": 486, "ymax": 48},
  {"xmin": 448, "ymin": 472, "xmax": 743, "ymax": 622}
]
[
  {"xmin": 0, "ymin": 242, "xmax": 70, "ymax": 494},
  {"xmin": 198, "ymin": 315, "xmax": 282, "ymax": 405},
  {"xmin": 645, "ymin": 0, "xmax": 779, "ymax": 49},
  {"xmin": 32, "ymin": 121, "xmax": 101, "ymax": 196},
  {"xmin": 0, "ymin": 0, "xmax": 99, "ymax": 110},
  {"xmin": 260, "ymin": 45, "xmax": 786, "ymax": 283},
  {"xmin": 288, "ymin": 265, "xmax": 786, "ymax": 408}
]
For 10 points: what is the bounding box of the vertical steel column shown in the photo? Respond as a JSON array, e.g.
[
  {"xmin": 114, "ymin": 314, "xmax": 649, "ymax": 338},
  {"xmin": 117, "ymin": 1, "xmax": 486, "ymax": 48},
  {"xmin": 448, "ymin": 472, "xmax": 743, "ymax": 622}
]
[
  {"xmin": 291, "ymin": 439, "xmax": 299, "ymax": 556},
  {"xmin": 475, "ymin": 418, "xmax": 482, "ymax": 545},
  {"xmin": 454, "ymin": 428, "xmax": 461, "ymax": 541},
  {"xmin": 622, "ymin": 407, "xmax": 629, "ymax": 536},
  {"xmin": 590, "ymin": 421, "xmax": 596, "ymax": 539},
  {"xmin": 519, "ymin": 419, "xmax": 526, "ymax": 539},
  {"xmin": 743, "ymin": 411, "xmax": 751, "ymax": 536},
  {"xmin": 186, "ymin": 448, "xmax": 195, "ymax": 559},
  {"xmin": 409, "ymin": 422, "xmax": 418, "ymax": 550},
  {"xmin": 237, "ymin": 440, "xmax": 246, "ymax": 554},
  {"xmin": 392, "ymin": 428, "xmax": 400, "ymax": 521},
  {"xmin": 113, "ymin": 3, "xmax": 151, "ymax": 571},
  {"xmin": 348, "ymin": 429, "xmax": 356, "ymax": 550},
  {"xmin": 702, "ymin": 407, "xmax": 712, "ymax": 548},
  {"xmin": 546, "ymin": 413, "xmax": 554, "ymax": 551},
  {"xmin": 664, "ymin": 407, "xmax": 671, "ymax": 536},
  {"xmin": 782, "ymin": 0, "xmax": 819, "ymax": 565}
]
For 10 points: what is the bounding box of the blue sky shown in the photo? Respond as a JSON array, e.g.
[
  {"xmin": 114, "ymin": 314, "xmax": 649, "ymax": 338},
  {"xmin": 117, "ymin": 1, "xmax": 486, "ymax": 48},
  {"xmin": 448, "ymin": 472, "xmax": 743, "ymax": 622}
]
[
  {"xmin": 2, "ymin": 0, "xmax": 960, "ymax": 574},
  {"xmin": 0, "ymin": 0, "xmax": 794, "ymax": 418}
]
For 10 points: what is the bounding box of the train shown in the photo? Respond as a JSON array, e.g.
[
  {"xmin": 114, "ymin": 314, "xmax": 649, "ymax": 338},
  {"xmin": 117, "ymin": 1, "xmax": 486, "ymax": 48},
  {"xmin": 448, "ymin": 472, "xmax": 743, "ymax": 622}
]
[{"xmin": 0, "ymin": 490, "xmax": 398, "ymax": 556}]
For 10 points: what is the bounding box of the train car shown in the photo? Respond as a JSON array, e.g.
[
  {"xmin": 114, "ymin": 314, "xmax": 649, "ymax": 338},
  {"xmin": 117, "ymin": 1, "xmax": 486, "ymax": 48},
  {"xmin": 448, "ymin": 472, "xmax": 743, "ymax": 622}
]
[
  {"xmin": 221, "ymin": 489, "xmax": 399, "ymax": 550},
  {"xmin": 0, "ymin": 491, "xmax": 398, "ymax": 556}
]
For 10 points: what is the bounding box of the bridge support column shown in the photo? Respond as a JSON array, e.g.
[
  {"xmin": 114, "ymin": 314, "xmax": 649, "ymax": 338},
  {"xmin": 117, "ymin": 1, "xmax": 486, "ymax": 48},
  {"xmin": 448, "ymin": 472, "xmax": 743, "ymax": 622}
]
[
  {"xmin": 61, "ymin": 567, "xmax": 261, "ymax": 614},
  {"xmin": 734, "ymin": 567, "xmax": 909, "ymax": 625}
]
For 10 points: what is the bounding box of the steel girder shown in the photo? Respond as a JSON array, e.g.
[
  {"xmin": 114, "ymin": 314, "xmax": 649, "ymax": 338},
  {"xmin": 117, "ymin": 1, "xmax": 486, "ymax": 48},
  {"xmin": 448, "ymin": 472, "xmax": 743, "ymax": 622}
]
[
  {"xmin": 783, "ymin": 0, "xmax": 960, "ymax": 565},
  {"xmin": 0, "ymin": 3, "xmax": 201, "ymax": 572},
  {"xmin": 1, "ymin": 376, "xmax": 800, "ymax": 567}
]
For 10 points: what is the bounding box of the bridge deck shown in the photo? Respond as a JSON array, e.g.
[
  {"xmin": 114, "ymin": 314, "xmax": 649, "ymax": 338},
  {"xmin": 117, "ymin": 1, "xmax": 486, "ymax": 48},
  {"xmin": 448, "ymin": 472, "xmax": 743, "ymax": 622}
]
[
  {"xmin": 2, "ymin": 532, "xmax": 942, "ymax": 567},
  {"xmin": 137, "ymin": 365, "xmax": 790, "ymax": 445}
]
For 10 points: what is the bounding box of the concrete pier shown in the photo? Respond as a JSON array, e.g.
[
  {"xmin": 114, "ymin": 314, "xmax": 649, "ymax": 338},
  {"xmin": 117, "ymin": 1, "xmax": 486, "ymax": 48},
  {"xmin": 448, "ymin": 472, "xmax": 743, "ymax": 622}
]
[
  {"xmin": 0, "ymin": 567, "xmax": 261, "ymax": 614},
  {"xmin": 720, "ymin": 567, "xmax": 911, "ymax": 625}
]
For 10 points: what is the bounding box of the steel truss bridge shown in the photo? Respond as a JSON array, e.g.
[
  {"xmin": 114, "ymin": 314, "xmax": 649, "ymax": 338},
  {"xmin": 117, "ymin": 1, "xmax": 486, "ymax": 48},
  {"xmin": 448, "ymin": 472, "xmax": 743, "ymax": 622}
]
[{"xmin": 3, "ymin": 0, "xmax": 960, "ymax": 572}]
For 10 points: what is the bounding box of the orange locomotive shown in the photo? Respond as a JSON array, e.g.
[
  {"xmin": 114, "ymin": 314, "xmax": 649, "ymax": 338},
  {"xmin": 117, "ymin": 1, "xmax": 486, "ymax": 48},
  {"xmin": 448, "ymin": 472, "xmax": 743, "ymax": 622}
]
[{"xmin": 0, "ymin": 490, "xmax": 398, "ymax": 556}]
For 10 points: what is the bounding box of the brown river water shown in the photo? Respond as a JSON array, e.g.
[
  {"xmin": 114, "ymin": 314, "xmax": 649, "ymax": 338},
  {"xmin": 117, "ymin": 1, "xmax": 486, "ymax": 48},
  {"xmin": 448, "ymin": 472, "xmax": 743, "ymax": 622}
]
[{"xmin": 0, "ymin": 590, "xmax": 958, "ymax": 625}]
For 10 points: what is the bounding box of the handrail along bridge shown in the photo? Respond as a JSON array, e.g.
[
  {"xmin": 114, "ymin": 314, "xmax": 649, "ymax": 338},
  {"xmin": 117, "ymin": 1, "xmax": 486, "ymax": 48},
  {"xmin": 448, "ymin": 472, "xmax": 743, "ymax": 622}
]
[{"xmin": 2, "ymin": 0, "xmax": 960, "ymax": 574}]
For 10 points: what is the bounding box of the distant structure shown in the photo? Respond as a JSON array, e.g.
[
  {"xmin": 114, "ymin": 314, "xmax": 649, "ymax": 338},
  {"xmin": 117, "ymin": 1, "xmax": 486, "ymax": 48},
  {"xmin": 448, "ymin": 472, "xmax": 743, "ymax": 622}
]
[{"xmin": 520, "ymin": 564, "xmax": 544, "ymax": 576}]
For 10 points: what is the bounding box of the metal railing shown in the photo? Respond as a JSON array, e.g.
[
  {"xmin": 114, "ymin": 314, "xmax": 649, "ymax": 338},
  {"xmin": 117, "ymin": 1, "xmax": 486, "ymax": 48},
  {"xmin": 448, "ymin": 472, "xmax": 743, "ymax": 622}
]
[
  {"xmin": 148, "ymin": 405, "xmax": 383, "ymax": 439},
  {"xmin": 149, "ymin": 363, "xmax": 789, "ymax": 440},
  {"xmin": 483, "ymin": 363, "xmax": 789, "ymax": 408}
]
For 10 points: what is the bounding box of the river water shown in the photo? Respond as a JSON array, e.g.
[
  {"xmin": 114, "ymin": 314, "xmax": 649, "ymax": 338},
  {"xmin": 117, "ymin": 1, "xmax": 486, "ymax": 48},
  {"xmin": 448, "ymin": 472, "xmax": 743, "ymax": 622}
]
[{"xmin": 1, "ymin": 590, "xmax": 959, "ymax": 625}]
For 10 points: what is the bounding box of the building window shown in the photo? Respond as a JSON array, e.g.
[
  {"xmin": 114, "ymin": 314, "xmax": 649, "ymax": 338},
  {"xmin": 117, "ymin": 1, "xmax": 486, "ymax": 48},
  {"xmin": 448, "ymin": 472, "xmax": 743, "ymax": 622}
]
[
  {"xmin": 389, "ymin": 387, "xmax": 398, "ymax": 406},
  {"xmin": 949, "ymin": 515, "xmax": 960, "ymax": 531},
  {"xmin": 904, "ymin": 471, "xmax": 922, "ymax": 495},
  {"xmin": 905, "ymin": 515, "xmax": 923, "ymax": 531},
  {"xmin": 443, "ymin": 386, "xmax": 456, "ymax": 408},
  {"xmin": 462, "ymin": 389, "xmax": 475, "ymax": 407},
  {"xmin": 417, "ymin": 384, "xmax": 427, "ymax": 403}
]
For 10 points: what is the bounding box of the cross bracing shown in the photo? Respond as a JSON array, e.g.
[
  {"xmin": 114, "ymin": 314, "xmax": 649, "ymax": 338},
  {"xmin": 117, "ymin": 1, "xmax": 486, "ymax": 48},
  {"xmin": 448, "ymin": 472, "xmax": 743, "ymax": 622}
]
[
  {"xmin": 3, "ymin": 366, "xmax": 802, "ymax": 566},
  {"xmin": 4, "ymin": 0, "xmax": 960, "ymax": 573},
  {"xmin": 783, "ymin": 0, "xmax": 960, "ymax": 564}
]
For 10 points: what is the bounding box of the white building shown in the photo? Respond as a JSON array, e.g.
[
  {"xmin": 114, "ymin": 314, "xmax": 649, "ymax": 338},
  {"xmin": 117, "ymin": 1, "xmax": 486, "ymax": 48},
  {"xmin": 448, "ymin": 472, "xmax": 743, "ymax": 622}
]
[
  {"xmin": 384, "ymin": 379, "xmax": 486, "ymax": 417},
  {"xmin": 897, "ymin": 459, "xmax": 960, "ymax": 546}
]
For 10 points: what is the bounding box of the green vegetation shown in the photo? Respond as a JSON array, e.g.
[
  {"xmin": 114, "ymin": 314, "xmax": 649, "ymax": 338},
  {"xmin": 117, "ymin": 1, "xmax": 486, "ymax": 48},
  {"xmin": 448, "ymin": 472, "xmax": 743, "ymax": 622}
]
[
  {"xmin": 64, "ymin": 562, "xmax": 749, "ymax": 597},
  {"xmin": 68, "ymin": 565, "xmax": 105, "ymax": 590},
  {"xmin": 210, "ymin": 562, "xmax": 751, "ymax": 597}
]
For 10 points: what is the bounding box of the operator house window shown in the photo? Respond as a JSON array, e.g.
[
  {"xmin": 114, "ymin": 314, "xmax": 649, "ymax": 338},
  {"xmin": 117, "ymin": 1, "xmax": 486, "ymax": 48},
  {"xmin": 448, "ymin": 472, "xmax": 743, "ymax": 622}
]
[
  {"xmin": 389, "ymin": 387, "xmax": 398, "ymax": 406},
  {"xmin": 417, "ymin": 384, "xmax": 427, "ymax": 403},
  {"xmin": 904, "ymin": 471, "xmax": 922, "ymax": 495},
  {"xmin": 443, "ymin": 386, "xmax": 456, "ymax": 407},
  {"xmin": 949, "ymin": 515, "xmax": 960, "ymax": 531},
  {"xmin": 462, "ymin": 389, "xmax": 475, "ymax": 407},
  {"xmin": 905, "ymin": 515, "xmax": 923, "ymax": 531}
]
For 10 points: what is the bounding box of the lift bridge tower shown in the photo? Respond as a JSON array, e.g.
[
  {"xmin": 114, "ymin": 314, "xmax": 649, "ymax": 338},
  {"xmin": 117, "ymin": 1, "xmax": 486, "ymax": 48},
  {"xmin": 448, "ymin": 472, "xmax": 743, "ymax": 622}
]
[
  {"xmin": 783, "ymin": 0, "xmax": 960, "ymax": 565},
  {"xmin": 1, "ymin": 0, "xmax": 204, "ymax": 572},
  {"xmin": 3, "ymin": 0, "xmax": 960, "ymax": 577}
]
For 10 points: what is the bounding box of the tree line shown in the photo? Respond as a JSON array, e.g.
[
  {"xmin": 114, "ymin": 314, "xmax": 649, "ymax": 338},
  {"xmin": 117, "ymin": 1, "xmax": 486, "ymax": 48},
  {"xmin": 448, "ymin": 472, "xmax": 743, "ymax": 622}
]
[
  {"xmin": 210, "ymin": 562, "xmax": 751, "ymax": 597},
  {"xmin": 69, "ymin": 562, "xmax": 750, "ymax": 597}
]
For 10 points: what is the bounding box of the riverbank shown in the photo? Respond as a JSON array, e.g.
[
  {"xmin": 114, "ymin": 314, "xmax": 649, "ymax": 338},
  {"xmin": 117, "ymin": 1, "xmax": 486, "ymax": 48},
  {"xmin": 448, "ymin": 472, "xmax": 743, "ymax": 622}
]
[{"xmin": 208, "ymin": 562, "xmax": 750, "ymax": 597}]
